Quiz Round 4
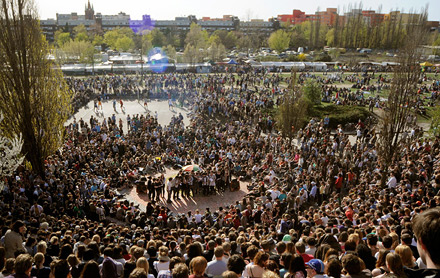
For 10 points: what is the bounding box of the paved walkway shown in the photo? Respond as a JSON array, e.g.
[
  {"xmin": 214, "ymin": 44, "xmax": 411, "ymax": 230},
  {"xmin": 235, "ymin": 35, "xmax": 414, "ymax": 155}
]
[
  {"xmin": 67, "ymin": 99, "xmax": 191, "ymax": 132},
  {"xmin": 122, "ymin": 176, "xmax": 250, "ymax": 214},
  {"xmin": 69, "ymin": 99, "xmax": 250, "ymax": 214}
]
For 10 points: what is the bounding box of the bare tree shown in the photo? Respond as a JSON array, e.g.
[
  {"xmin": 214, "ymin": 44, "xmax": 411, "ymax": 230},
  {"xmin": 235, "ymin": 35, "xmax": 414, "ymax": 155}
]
[
  {"xmin": 0, "ymin": 0, "xmax": 72, "ymax": 176},
  {"xmin": 276, "ymin": 70, "xmax": 308, "ymax": 142},
  {"xmin": 376, "ymin": 10, "xmax": 427, "ymax": 185}
]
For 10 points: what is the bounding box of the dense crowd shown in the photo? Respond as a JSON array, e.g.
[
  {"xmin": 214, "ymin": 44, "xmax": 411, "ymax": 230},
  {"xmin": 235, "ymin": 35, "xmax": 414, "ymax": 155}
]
[{"xmin": 1, "ymin": 71, "xmax": 440, "ymax": 278}]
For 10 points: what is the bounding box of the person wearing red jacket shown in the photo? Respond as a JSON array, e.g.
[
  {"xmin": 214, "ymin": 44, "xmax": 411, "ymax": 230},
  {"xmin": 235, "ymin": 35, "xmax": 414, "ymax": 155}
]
[{"xmin": 335, "ymin": 173, "xmax": 343, "ymax": 193}]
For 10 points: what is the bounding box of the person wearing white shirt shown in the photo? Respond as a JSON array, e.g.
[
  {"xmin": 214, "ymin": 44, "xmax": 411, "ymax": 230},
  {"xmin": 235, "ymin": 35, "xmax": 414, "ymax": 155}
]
[
  {"xmin": 310, "ymin": 183, "xmax": 318, "ymax": 199},
  {"xmin": 166, "ymin": 177, "xmax": 173, "ymax": 202},
  {"xmin": 194, "ymin": 210, "xmax": 203, "ymax": 224},
  {"xmin": 387, "ymin": 173, "xmax": 397, "ymax": 189}
]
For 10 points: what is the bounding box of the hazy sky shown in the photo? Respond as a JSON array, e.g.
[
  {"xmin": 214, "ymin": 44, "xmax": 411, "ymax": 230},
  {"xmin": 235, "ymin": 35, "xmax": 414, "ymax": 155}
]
[{"xmin": 36, "ymin": 0, "xmax": 439, "ymax": 21}]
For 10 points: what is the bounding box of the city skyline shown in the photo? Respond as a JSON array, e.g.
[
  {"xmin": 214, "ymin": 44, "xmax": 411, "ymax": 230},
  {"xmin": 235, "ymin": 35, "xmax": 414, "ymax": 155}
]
[{"xmin": 36, "ymin": 0, "xmax": 439, "ymax": 21}]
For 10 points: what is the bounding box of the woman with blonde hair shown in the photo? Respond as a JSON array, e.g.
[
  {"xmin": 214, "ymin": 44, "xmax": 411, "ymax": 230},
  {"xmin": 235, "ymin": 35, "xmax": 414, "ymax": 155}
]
[
  {"xmin": 91, "ymin": 235, "xmax": 100, "ymax": 244},
  {"xmin": 153, "ymin": 246, "xmax": 170, "ymax": 272},
  {"xmin": 135, "ymin": 257, "xmax": 155, "ymax": 278},
  {"xmin": 31, "ymin": 252, "xmax": 51, "ymax": 278},
  {"xmin": 394, "ymin": 246, "xmax": 417, "ymax": 269},
  {"xmin": 67, "ymin": 254, "xmax": 81, "ymax": 278},
  {"xmin": 378, "ymin": 253, "xmax": 407, "ymax": 278},
  {"xmin": 389, "ymin": 233, "xmax": 400, "ymax": 250},
  {"xmin": 147, "ymin": 240, "xmax": 156, "ymax": 250},
  {"xmin": 262, "ymin": 271, "xmax": 279, "ymax": 278},
  {"xmin": 348, "ymin": 233, "xmax": 360, "ymax": 246}
]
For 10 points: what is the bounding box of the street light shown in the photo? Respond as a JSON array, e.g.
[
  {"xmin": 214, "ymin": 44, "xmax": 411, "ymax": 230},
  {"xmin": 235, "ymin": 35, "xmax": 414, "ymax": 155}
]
[
  {"xmin": 139, "ymin": 47, "xmax": 143, "ymax": 102},
  {"xmin": 140, "ymin": 46, "xmax": 143, "ymax": 84}
]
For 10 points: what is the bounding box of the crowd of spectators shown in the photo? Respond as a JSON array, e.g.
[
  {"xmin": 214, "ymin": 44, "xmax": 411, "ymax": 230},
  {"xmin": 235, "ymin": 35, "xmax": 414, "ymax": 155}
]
[{"xmin": 1, "ymin": 71, "xmax": 440, "ymax": 278}]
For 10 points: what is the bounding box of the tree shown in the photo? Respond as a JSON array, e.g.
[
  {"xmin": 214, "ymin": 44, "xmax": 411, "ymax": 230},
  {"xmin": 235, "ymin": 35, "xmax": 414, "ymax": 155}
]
[
  {"xmin": 92, "ymin": 34, "xmax": 104, "ymax": 47},
  {"xmin": 185, "ymin": 23, "xmax": 207, "ymax": 49},
  {"xmin": 430, "ymin": 106, "xmax": 440, "ymax": 136},
  {"xmin": 54, "ymin": 30, "xmax": 71, "ymax": 47},
  {"xmin": 141, "ymin": 34, "xmax": 153, "ymax": 54},
  {"xmin": 328, "ymin": 48, "xmax": 340, "ymax": 60},
  {"xmin": 298, "ymin": 53, "xmax": 306, "ymax": 61},
  {"xmin": 326, "ymin": 28, "xmax": 336, "ymax": 47},
  {"xmin": 208, "ymin": 42, "xmax": 226, "ymax": 62},
  {"xmin": 276, "ymin": 71, "xmax": 309, "ymax": 141},
  {"xmin": 115, "ymin": 36, "xmax": 134, "ymax": 51},
  {"xmin": 223, "ymin": 31, "xmax": 237, "ymax": 49},
  {"xmin": 183, "ymin": 44, "xmax": 198, "ymax": 65},
  {"xmin": 236, "ymin": 33, "xmax": 252, "ymax": 54},
  {"xmin": 208, "ymin": 34, "xmax": 221, "ymax": 45},
  {"xmin": 162, "ymin": 28, "xmax": 181, "ymax": 48},
  {"xmin": 73, "ymin": 24, "xmax": 89, "ymax": 42},
  {"xmin": 303, "ymin": 80, "xmax": 321, "ymax": 104},
  {"xmin": 289, "ymin": 25, "xmax": 307, "ymax": 49},
  {"xmin": 0, "ymin": 114, "xmax": 24, "ymax": 190},
  {"xmin": 104, "ymin": 27, "xmax": 134, "ymax": 50},
  {"xmin": 62, "ymin": 40, "xmax": 95, "ymax": 64},
  {"xmin": 432, "ymin": 34, "xmax": 440, "ymax": 56},
  {"xmin": 212, "ymin": 30, "xmax": 228, "ymax": 45},
  {"xmin": 148, "ymin": 29, "xmax": 166, "ymax": 47},
  {"xmin": 164, "ymin": 44, "xmax": 177, "ymax": 62},
  {"xmin": 376, "ymin": 11, "xmax": 427, "ymax": 185},
  {"xmin": 104, "ymin": 29, "xmax": 120, "ymax": 49},
  {"xmin": 0, "ymin": 0, "xmax": 72, "ymax": 176},
  {"xmin": 268, "ymin": 30, "xmax": 290, "ymax": 53}
]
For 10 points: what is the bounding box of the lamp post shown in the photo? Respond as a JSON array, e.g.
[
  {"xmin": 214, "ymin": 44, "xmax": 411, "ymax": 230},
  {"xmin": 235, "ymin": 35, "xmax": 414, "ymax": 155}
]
[{"xmin": 140, "ymin": 44, "xmax": 144, "ymax": 85}]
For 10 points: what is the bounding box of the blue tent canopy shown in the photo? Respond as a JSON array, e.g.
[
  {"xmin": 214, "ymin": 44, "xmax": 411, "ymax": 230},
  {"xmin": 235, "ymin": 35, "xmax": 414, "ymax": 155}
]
[{"xmin": 227, "ymin": 59, "xmax": 238, "ymax": 65}]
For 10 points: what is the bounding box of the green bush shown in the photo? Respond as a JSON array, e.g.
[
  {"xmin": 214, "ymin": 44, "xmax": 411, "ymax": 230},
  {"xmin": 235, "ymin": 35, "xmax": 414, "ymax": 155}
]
[
  {"xmin": 314, "ymin": 52, "xmax": 332, "ymax": 62},
  {"xmin": 285, "ymin": 55, "xmax": 299, "ymax": 62},
  {"xmin": 310, "ymin": 104, "xmax": 371, "ymax": 128}
]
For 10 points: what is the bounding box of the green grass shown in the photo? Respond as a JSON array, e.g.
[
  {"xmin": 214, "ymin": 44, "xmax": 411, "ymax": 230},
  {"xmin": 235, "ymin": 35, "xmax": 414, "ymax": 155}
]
[{"xmin": 417, "ymin": 107, "xmax": 434, "ymax": 124}]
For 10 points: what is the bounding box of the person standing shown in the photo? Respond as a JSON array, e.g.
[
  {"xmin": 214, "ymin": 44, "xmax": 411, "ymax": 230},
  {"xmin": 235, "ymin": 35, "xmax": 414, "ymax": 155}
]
[
  {"xmin": 166, "ymin": 177, "xmax": 173, "ymax": 203},
  {"xmin": 205, "ymin": 247, "xmax": 227, "ymax": 277},
  {"xmin": 6, "ymin": 254, "xmax": 33, "ymax": 278},
  {"xmin": 4, "ymin": 221, "xmax": 26, "ymax": 258},
  {"xmin": 120, "ymin": 99, "xmax": 124, "ymax": 112},
  {"xmin": 147, "ymin": 177, "xmax": 155, "ymax": 201},
  {"xmin": 405, "ymin": 208, "xmax": 440, "ymax": 278}
]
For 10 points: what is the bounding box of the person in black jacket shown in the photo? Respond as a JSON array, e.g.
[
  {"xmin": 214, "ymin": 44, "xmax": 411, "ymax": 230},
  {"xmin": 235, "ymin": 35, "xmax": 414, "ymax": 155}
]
[
  {"xmin": 31, "ymin": 253, "xmax": 51, "ymax": 278},
  {"xmin": 202, "ymin": 241, "xmax": 215, "ymax": 262}
]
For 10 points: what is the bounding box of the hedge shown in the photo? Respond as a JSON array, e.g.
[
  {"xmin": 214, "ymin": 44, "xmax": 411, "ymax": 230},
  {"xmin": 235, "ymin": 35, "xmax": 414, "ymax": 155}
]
[{"xmin": 310, "ymin": 104, "xmax": 372, "ymax": 129}]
